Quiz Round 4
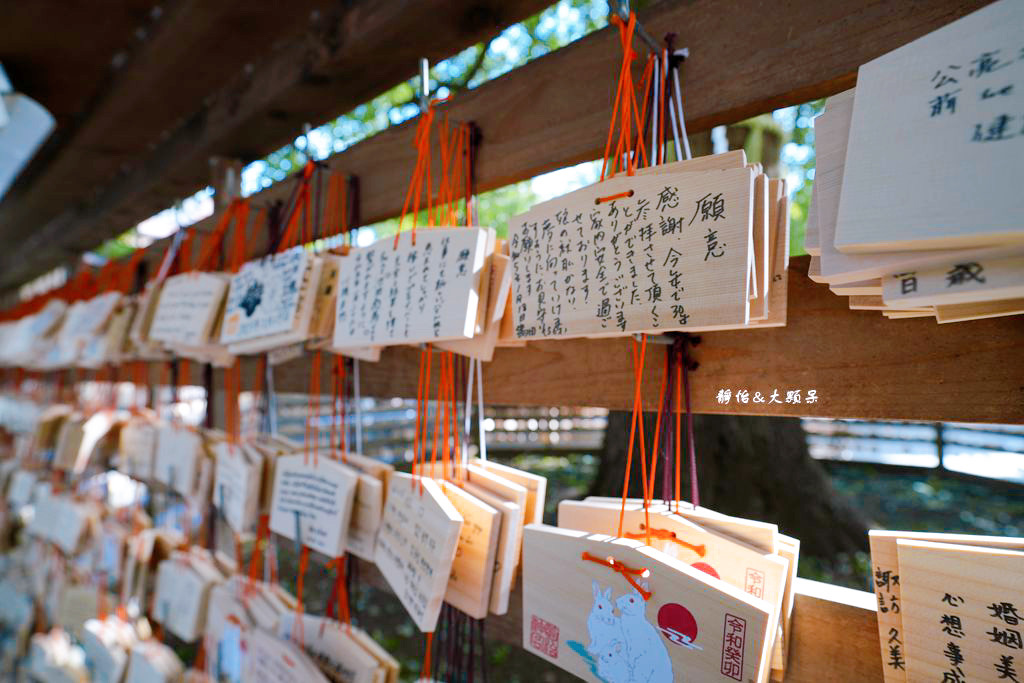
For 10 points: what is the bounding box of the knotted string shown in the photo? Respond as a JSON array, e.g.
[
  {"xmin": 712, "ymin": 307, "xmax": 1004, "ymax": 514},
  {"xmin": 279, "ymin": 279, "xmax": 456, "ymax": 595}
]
[{"xmin": 581, "ymin": 551, "xmax": 651, "ymax": 600}]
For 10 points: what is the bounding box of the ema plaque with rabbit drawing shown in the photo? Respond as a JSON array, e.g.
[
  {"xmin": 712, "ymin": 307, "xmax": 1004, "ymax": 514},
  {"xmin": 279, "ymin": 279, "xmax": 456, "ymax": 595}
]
[{"xmin": 523, "ymin": 525, "xmax": 774, "ymax": 682}]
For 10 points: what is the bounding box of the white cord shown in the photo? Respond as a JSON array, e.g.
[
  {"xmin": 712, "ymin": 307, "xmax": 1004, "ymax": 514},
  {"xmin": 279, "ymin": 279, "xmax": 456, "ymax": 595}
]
[
  {"xmin": 476, "ymin": 358, "xmax": 487, "ymax": 462},
  {"xmin": 353, "ymin": 359, "xmax": 363, "ymax": 455}
]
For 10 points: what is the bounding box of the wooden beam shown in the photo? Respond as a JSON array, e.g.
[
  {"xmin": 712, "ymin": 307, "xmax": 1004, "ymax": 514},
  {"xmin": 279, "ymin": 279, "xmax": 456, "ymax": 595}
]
[
  {"xmin": 0, "ymin": 0, "xmax": 993, "ymax": 290},
  {"xmin": 354, "ymin": 558, "xmax": 883, "ymax": 682},
  {"xmin": 0, "ymin": 0, "xmax": 554, "ymax": 290},
  {"xmin": 237, "ymin": 255, "xmax": 1022, "ymax": 425}
]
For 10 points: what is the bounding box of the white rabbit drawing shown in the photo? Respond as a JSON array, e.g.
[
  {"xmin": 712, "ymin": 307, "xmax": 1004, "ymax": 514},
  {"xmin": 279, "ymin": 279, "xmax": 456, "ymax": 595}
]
[
  {"xmin": 586, "ymin": 580, "xmax": 622, "ymax": 657},
  {"xmin": 616, "ymin": 582, "xmax": 674, "ymax": 683},
  {"xmin": 596, "ymin": 640, "xmax": 632, "ymax": 683}
]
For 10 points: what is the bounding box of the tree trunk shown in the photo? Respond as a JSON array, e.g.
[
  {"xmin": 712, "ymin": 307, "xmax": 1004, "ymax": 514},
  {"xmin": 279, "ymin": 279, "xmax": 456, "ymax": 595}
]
[{"xmin": 588, "ymin": 412, "xmax": 869, "ymax": 559}]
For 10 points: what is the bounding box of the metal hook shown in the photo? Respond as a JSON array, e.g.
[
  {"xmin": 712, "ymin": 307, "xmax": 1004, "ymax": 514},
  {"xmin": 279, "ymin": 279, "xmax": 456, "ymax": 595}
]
[
  {"xmin": 419, "ymin": 57, "xmax": 431, "ymax": 111},
  {"xmin": 614, "ymin": 0, "xmax": 660, "ymax": 54}
]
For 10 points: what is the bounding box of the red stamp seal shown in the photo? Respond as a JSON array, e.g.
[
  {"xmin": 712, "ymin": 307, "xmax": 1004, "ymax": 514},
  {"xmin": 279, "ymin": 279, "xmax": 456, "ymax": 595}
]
[
  {"xmin": 529, "ymin": 615, "xmax": 559, "ymax": 658},
  {"xmin": 720, "ymin": 613, "xmax": 747, "ymax": 680},
  {"xmin": 744, "ymin": 568, "xmax": 765, "ymax": 599}
]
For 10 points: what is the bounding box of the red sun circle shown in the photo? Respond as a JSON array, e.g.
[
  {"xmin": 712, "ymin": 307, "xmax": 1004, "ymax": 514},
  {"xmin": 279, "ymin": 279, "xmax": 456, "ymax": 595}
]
[
  {"xmin": 657, "ymin": 603, "xmax": 699, "ymax": 647},
  {"xmin": 690, "ymin": 561, "xmax": 721, "ymax": 579}
]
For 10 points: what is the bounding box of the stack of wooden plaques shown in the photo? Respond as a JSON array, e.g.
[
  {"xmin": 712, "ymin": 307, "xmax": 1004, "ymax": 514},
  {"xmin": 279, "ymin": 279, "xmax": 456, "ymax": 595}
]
[
  {"xmin": 373, "ymin": 460, "xmax": 546, "ymax": 631},
  {"xmin": 869, "ymin": 530, "xmax": 1024, "ymax": 682},
  {"xmin": 507, "ymin": 150, "xmax": 790, "ymax": 339},
  {"xmin": 806, "ymin": 0, "xmax": 1024, "ymax": 324},
  {"xmin": 526, "ymin": 496, "xmax": 798, "ymax": 683}
]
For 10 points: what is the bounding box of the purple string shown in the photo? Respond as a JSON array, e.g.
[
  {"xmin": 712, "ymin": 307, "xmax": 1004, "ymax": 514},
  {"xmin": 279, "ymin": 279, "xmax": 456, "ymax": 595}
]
[{"xmin": 682, "ymin": 343, "xmax": 698, "ymax": 506}]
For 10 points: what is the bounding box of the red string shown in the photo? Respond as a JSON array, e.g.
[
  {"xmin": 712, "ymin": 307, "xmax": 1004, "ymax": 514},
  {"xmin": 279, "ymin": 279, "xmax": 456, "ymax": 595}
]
[{"xmin": 581, "ymin": 551, "xmax": 651, "ymax": 600}]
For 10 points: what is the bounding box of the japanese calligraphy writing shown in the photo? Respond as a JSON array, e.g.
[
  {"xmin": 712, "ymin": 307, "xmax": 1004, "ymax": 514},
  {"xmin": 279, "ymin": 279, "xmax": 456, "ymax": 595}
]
[
  {"xmin": 509, "ymin": 169, "xmax": 753, "ymax": 339},
  {"xmin": 333, "ymin": 228, "xmax": 489, "ymax": 347}
]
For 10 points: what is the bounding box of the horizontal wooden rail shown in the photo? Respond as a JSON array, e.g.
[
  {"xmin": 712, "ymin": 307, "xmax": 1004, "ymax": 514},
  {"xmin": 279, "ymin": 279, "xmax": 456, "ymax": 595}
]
[
  {"xmin": 214, "ymin": 254, "xmax": 1020, "ymax": 425},
  {"xmin": 354, "ymin": 558, "xmax": 884, "ymax": 683}
]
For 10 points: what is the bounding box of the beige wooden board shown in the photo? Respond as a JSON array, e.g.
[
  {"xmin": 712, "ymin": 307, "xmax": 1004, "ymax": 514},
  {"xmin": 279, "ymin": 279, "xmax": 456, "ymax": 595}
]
[
  {"xmin": 814, "ymin": 90, "xmax": 964, "ymax": 283},
  {"xmin": 52, "ymin": 415, "xmax": 85, "ymax": 471},
  {"xmin": 750, "ymin": 174, "xmax": 770, "ymax": 320},
  {"xmin": 348, "ymin": 625, "xmax": 400, "ymax": 683},
  {"xmin": 268, "ymin": 454, "xmax": 358, "ymax": 557},
  {"xmin": 154, "ymin": 424, "xmax": 203, "ymax": 496},
  {"xmin": 898, "ymin": 539, "xmax": 1024, "ymax": 683},
  {"xmin": 126, "ymin": 641, "xmax": 185, "ymax": 683},
  {"xmin": 831, "ymin": 279, "xmax": 883, "ymax": 296},
  {"xmin": 227, "ymin": 255, "xmax": 322, "ymax": 354},
  {"xmin": 775, "ymin": 534, "xmax": 800, "ymax": 673},
  {"xmin": 280, "ymin": 614, "xmax": 382, "ymax": 683},
  {"xmin": 586, "ymin": 497, "xmax": 778, "ymax": 555},
  {"xmin": 148, "ymin": 272, "xmax": 228, "ymax": 348},
  {"xmin": 849, "ymin": 296, "xmax": 890, "ymax": 311},
  {"xmin": 807, "ymin": 255, "xmax": 826, "ymax": 283},
  {"xmin": 440, "ymin": 481, "xmax": 501, "ymax": 619},
  {"xmin": 347, "ymin": 469, "xmax": 384, "ymax": 562},
  {"xmin": 884, "ymin": 309, "xmax": 937, "ymax": 319},
  {"xmin": 465, "ymin": 464, "xmax": 528, "ymax": 566},
  {"xmin": 435, "ymin": 251, "xmax": 511, "ymax": 361},
  {"xmin": 308, "ymin": 253, "xmax": 341, "ymax": 342},
  {"xmin": 374, "ymin": 472, "xmax": 463, "ymax": 632},
  {"xmin": 836, "ymin": 0, "xmax": 1024, "ymax": 252},
  {"xmin": 747, "ymin": 191, "xmax": 789, "ymax": 329},
  {"xmin": 522, "ymin": 524, "xmax": 772, "ymax": 683},
  {"xmin": 244, "ymin": 627, "xmax": 329, "ymax": 683},
  {"xmin": 152, "ymin": 557, "xmax": 218, "ymax": 643},
  {"xmin": 509, "ymin": 166, "xmax": 754, "ymax": 338},
  {"xmin": 212, "ymin": 440, "xmax": 262, "ymax": 534},
  {"xmin": 339, "ymin": 451, "xmax": 395, "ymax": 489},
  {"xmin": 557, "ymin": 500, "xmax": 788, "ymax": 610},
  {"xmin": 868, "ymin": 530, "xmax": 1024, "ymax": 683},
  {"xmin": 333, "ymin": 227, "xmax": 491, "ymax": 347},
  {"xmin": 804, "ymin": 173, "xmax": 820, "ymax": 256},
  {"xmin": 460, "ymin": 480, "xmax": 521, "ymax": 616},
  {"xmin": 472, "ymin": 458, "xmax": 547, "ymax": 525},
  {"xmin": 27, "ymin": 493, "xmax": 92, "ymax": 555},
  {"xmin": 882, "ymin": 251, "xmax": 1024, "ymax": 307},
  {"xmin": 936, "ymin": 297, "xmax": 1024, "ymax": 323},
  {"xmin": 220, "ymin": 246, "xmax": 310, "ymax": 344}
]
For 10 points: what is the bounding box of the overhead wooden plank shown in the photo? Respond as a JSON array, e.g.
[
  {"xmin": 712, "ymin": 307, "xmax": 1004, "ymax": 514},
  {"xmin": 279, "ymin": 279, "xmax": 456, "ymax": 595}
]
[
  {"xmin": 0, "ymin": 0, "xmax": 338, "ymax": 247},
  {"xmin": 0, "ymin": 0, "xmax": 994, "ymax": 292},
  {"xmin": 0, "ymin": 0, "xmax": 554, "ymax": 290},
  {"xmin": 243, "ymin": 255, "xmax": 1023, "ymax": 425}
]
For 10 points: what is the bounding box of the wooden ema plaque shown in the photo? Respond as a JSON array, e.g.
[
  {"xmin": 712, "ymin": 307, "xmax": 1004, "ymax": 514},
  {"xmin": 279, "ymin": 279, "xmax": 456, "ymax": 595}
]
[
  {"xmin": 509, "ymin": 163, "xmax": 754, "ymax": 339},
  {"xmin": 882, "ymin": 250, "xmax": 1024, "ymax": 308},
  {"xmin": 868, "ymin": 530, "xmax": 1024, "ymax": 683},
  {"xmin": 522, "ymin": 525, "xmax": 772, "ymax": 683},
  {"xmin": 212, "ymin": 440, "xmax": 262, "ymax": 534},
  {"xmin": 279, "ymin": 614, "xmax": 385, "ymax": 683},
  {"xmin": 460, "ymin": 480, "xmax": 522, "ymax": 616},
  {"xmin": 333, "ymin": 227, "xmax": 491, "ymax": 347},
  {"xmin": 898, "ymin": 540, "xmax": 1024, "ymax": 683},
  {"xmin": 220, "ymin": 247, "xmax": 310, "ymax": 345},
  {"xmin": 374, "ymin": 472, "xmax": 463, "ymax": 632},
  {"xmin": 440, "ymin": 481, "xmax": 501, "ymax": 620},
  {"xmin": 557, "ymin": 501, "xmax": 788, "ymax": 614},
  {"xmin": 244, "ymin": 627, "xmax": 329, "ymax": 683},
  {"xmin": 834, "ymin": 0, "xmax": 1024, "ymax": 253},
  {"xmin": 268, "ymin": 454, "xmax": 358, "ymax": 558},
  {"xmin": 148, "ymin": 272, "xmax": 229, "ymax": 348},
  {"xmin": 472, "ymin": 458, "xmax": 547, "ymax": 525}
]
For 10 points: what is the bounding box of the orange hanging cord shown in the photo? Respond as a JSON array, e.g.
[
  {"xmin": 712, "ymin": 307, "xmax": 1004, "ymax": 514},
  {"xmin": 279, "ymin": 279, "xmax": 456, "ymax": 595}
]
[
  {"xmin": 325, "ymin": 556, "xmax": 351, "ymax": 628},
  {"xmin": 420, "ymin": 632, "xmax": 435, "ymax": 681},
  {"xmin": 624, "ymin": 525, "xmax": 706, "ymax": 557},
  {"xmin": 293, "ymin": 545, "xmax": 311, "ymax": 648},
  {"xmin": 581, "ymin": 551, "xmax": 652, "ymax": 600},
  {"xmin": 394, "ymin": 101, "xmax": 438, "ymax": 249},
  {"xmin": 617, "ymin": 334, "xmax": 649, "ymax": 540}
]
